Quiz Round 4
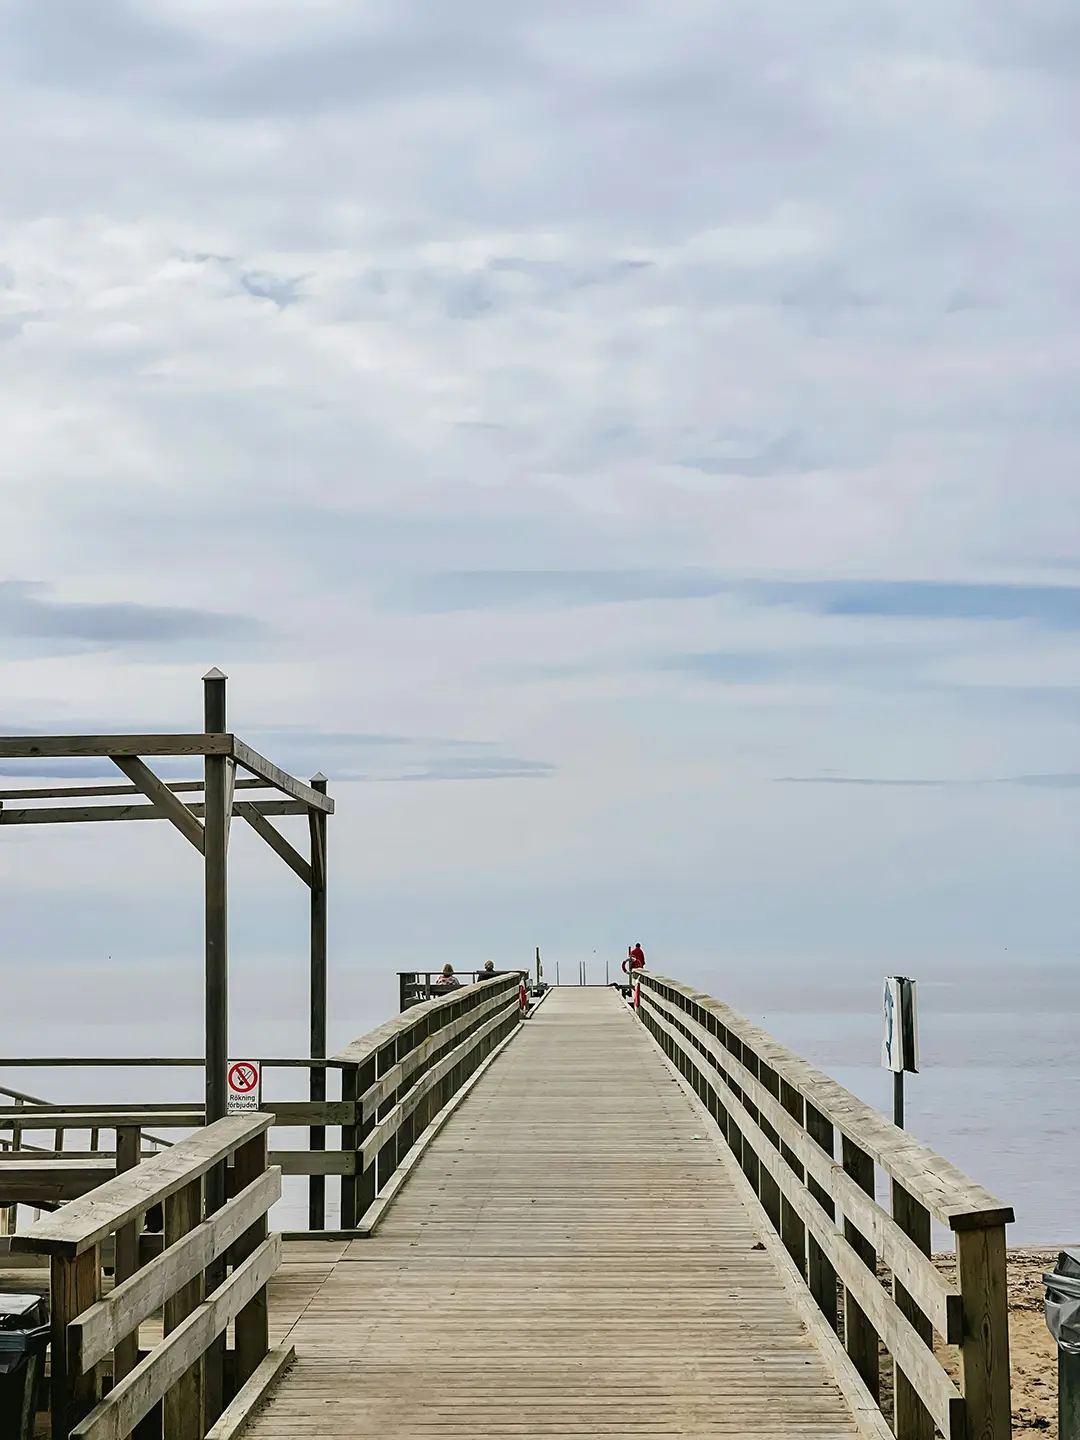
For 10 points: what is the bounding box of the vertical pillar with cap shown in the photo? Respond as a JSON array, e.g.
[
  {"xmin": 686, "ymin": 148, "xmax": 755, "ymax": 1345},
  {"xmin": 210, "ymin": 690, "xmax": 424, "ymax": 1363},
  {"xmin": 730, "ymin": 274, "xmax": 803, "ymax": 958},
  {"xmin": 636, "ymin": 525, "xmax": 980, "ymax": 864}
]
[
  {"xmin": 203, "ymin": 667, "xmax": 229, "ymax": 1126},
  {"xmin": 309, "ymin": 771, "xmax": 328, "ymax": 1230},
  {"xmin": 202, "ymin": 666, "xmax": 229, "ymax": 1427}
]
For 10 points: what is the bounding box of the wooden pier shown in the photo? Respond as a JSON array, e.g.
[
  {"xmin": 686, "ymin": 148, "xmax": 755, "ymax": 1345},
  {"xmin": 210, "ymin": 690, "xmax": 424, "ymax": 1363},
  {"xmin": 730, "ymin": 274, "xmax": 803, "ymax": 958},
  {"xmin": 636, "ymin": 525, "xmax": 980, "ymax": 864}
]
[
  {"xmin": 0, "ymin": 680, "xmax": 1015, "ymax": 1438},
  {"xmin": 2, "ymin": 977, "xmax": 1015, "ymax": 1440}
]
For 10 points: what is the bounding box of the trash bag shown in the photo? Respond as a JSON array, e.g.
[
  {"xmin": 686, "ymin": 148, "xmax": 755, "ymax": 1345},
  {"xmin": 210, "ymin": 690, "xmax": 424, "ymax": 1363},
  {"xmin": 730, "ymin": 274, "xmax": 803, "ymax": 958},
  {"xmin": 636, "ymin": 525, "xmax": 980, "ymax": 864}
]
[{"xmin": 1045, "ymin": 1250, "xmax": 1080, "ymax": 1355}]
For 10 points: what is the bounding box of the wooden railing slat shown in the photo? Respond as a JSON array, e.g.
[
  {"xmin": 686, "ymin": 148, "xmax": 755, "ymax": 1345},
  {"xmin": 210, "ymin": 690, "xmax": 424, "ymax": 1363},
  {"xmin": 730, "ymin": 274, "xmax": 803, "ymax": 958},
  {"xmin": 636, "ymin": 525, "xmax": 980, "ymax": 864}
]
[
  {"xmin": 70, "ymin": 1168, "xmax": 281, "ymax": 1373},
  {"xmin": 639, "ymin": 987, "xmax": 962, "ymax": 1341},
  {"xmin": 359, "ymin": 997, "xmax": 520, "ymax": 1168},
  {"xmin": 643, "ymin": 974, "xmax": 1012, "ymax": 1230},
  {"xmin": 641, "ymin": 994, "xmax": 965, "ymax": 1440},
  {"xmin": 70, "ymin": 1233, "xmax": 281, "ymax": 1440}
]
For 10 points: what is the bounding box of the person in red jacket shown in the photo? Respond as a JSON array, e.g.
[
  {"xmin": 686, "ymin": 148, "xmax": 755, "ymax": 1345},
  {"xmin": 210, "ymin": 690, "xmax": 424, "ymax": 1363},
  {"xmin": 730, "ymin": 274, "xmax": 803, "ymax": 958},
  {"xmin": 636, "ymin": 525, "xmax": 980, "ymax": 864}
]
[{"xmin": 628, "ymin": 943, "xmax": 645, "ymax": 970}]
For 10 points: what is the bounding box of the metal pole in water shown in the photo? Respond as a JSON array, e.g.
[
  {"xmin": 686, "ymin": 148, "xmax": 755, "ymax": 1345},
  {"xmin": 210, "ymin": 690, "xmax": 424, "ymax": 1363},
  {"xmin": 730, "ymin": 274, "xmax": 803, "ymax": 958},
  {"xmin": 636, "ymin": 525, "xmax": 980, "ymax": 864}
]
[
  {"xmin": 556, "ymin": 960, "xmax": 560, "ymax": 987},
  {"xmin": 893, "ymin": 1070, "xmax": 904, "ymax": 1129}
]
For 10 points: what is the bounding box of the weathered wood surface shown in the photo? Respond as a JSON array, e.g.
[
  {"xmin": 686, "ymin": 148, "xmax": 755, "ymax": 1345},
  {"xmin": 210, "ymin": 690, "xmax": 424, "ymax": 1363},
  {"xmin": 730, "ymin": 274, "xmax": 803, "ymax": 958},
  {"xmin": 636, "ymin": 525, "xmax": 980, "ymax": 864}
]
[{"xmin": 245, "ymin": 988, "xmax": 862, "ymax": 1437}]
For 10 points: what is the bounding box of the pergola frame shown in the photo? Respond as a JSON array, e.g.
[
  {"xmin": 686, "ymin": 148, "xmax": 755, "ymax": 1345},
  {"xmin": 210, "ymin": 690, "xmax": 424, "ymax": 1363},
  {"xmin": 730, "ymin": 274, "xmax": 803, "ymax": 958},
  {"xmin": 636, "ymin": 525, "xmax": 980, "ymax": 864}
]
[{"xmin": 0, "ymin": 669, "xmax": 334, "ymax": 1229}]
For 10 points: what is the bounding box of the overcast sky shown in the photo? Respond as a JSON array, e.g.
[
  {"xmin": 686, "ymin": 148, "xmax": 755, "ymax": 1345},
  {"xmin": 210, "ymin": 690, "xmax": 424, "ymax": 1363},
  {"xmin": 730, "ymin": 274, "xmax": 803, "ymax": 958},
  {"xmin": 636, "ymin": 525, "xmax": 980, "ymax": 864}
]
[{"xmin": 2, "ymin": 1, "xmax": 1079, "ymax": 1054}]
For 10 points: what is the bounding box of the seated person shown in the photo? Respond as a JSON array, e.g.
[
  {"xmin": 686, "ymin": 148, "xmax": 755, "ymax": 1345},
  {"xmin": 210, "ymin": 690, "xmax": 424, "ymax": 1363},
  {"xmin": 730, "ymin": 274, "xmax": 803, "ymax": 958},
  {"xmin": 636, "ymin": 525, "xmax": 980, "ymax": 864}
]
[
  {"xmin": 480, "ymin": 959, "xmax": 500, "ymax": 978},
  {"xmin": 433, "ymin": 963, "xmax": 461, "ymax": 990}
]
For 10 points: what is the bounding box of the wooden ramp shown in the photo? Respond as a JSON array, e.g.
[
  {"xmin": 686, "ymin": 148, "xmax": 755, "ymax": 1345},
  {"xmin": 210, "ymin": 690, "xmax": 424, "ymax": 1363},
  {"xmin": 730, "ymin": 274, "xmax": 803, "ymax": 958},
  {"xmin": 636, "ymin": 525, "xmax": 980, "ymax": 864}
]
[{"xmin": 246, "ymin": 987, "xmax": 862, "ymax": 1437}]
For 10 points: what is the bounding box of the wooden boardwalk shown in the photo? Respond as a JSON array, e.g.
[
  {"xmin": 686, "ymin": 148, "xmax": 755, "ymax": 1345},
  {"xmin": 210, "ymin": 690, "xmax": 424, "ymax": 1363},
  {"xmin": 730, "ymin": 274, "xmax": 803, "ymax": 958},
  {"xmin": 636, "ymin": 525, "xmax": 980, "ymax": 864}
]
[{"xmin": 247, "ymin": 987, "xmax": 862, "ymax": 1438}]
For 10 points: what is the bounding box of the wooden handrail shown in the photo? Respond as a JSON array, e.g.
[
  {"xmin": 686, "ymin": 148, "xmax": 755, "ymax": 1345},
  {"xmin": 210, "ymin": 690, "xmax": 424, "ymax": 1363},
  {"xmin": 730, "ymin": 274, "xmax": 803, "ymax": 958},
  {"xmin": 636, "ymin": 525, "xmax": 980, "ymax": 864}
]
[
  {"xmin": 13, "ymin": 1114, "xmax": 272, "ymax": 1257},
  {"xmin": 637, "ymin": 974, "xmax": 1013, "ymax": 1440},
  {"xmin": 335, "ymin": 972, "xmax": 527, "ymax": 1229},
  {"xmin": 643, "ymin": 973, "xmax": 1012, "ymax": 1231},
  {"xmin": 332, "ymin": 972, "xmax": 522, "ymax": 1066},
  {"xmin": 13, "ymin": 1113, "xmax": 281, "ymax": 1439}
]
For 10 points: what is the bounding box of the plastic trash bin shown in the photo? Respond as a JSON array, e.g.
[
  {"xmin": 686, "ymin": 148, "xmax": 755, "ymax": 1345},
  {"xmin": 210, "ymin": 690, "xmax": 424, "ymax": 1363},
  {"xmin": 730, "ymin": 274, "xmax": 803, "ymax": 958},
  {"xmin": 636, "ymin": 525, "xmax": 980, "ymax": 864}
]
[
  {"xmin": 0, "ymin": 1292, "xmax": 49, "ymax": 1440},
  {"xmin": 1045, "ymin": 1249, "xmax": 1080, "ymax": 1439}
]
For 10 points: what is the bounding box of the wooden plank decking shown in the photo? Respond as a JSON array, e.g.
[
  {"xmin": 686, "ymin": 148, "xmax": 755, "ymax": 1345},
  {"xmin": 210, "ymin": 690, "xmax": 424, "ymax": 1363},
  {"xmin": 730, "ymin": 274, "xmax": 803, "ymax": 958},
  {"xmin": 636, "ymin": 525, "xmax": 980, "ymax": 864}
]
[{"xmin": 245, "ymin": 987, "xmax": 863, "ymax": 1438}]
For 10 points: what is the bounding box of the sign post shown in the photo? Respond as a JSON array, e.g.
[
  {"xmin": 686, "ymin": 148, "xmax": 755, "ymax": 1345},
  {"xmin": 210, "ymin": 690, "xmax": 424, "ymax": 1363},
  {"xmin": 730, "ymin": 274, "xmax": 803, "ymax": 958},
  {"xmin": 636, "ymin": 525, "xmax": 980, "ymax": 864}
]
[
  {"xmin": 882, "ymin": 977, "xmax": 918, "ymax": 1128},
  {"xmin": 226, "ymin": 1059, "xmax": 262, "ymax": 1115}
]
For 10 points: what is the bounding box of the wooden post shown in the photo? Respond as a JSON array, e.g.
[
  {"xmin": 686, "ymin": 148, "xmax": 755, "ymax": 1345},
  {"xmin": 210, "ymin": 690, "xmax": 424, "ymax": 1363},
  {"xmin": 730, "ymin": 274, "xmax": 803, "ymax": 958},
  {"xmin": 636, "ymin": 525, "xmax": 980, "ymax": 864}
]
[
  {"xmin": 842, "ymin": 1135, "xmax": 880, "ymax": 1401},
  {"xmin": 308, "ymin": 774, "xmax": 328, "ymax": 1232},
  {"xmin": 805, "ymin": 1103, "xmax": 838, "ymax": 1332},
  {"xmin": 779, "ymin": 1079, "xmax": 808, "ymax": 1278},
  {"xmin": 113, "ymin": 1125, "xmax": 142, "ymax": 1391},
  {"xmin": 50, "ymin": 1246, "xmax": 101, "ymax": 1440},
  {"xmin": 339, "ymin": 1063, "xmax": 359, "ymax": 1228},
  {"xmin": 892, "ymin": 1182, "xmax": 934, "ymax": 1440},
  {"xmin": 956, "ymin": 1223, "xmax": 1011, "ymax": 1440},
  {"xmin": 202, "ymin": 667, "xmax": 229, "ymax": 1426},
  {"xmin": 233, "ymin": 1130, "xmax": 270, "ymax": 1388},
  {"xmin": 164, "ymin": 1175, "xmax": 204, "ymax": 1440},
  {"xmin": 756, "ymin": 1061, "xmax": 783, "ymax": 1237}
]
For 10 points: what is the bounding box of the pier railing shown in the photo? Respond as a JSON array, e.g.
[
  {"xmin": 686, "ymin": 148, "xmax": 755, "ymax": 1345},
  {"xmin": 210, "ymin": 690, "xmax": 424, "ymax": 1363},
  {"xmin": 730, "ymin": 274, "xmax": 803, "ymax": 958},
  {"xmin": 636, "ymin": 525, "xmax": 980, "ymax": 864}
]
[
  {"xmin": 1, "ymin": 971, "xmax": 527, "ymax": 1237},
  {"xmin": 335, "ymin": 969, "xmax": 526, "ymax": 1229},
  {"xmin": 12, "ymin": 1112, "xmax": 284, "ymax": 1440},
  {"xmin": 637, "ymin": 973, "xmax": 1013, "ymax": 1440}
]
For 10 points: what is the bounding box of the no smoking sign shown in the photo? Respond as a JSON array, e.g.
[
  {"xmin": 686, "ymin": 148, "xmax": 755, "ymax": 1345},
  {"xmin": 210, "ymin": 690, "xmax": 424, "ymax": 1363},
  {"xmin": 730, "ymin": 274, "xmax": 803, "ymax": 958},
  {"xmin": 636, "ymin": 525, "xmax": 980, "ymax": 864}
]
[{"xmin": 227, "ymin": 1059, "xmax": 262, "ymax": 1114}]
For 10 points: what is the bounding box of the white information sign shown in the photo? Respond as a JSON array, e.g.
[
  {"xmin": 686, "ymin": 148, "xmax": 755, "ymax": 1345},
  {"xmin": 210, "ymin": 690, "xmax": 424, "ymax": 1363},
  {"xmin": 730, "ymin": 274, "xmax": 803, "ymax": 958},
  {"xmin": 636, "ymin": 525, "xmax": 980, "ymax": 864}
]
[
  {"xmin": 882, "ymin": 977, "xmax": 919, "ymax": 1074},
  {"xmin": 226, "ymin": 1059, "xmax": 262, "ymax": 1114}
]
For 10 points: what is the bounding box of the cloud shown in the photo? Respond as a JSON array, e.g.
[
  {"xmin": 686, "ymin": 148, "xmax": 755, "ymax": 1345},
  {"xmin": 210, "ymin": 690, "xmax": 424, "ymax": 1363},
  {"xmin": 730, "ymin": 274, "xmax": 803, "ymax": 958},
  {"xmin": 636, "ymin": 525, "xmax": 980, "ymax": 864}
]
[
  {"xmin": 0, "ymin": 582, "xmax": 266, "ymax": 651},
  {"xmin": 1005, "ymin": 773, "xmax": 1080, "ymax": 790},
  {"xmin": 776, "ymin": 775, "xmax": 948, "ymax": 787},
  {"xmin": 776, "ymin": 772, "xmax": 1080, "ymax": 790},
  {"xmin": 2, "ymin": 0, "xmax": 1080, "ymax": 1046},
  {"xmin": 385, "ymin": 569, "xmax": 731, "ymax": 613},
  {"xmin": 751, "ymin": 580, "xmax": 1080, "ymax": 628}
]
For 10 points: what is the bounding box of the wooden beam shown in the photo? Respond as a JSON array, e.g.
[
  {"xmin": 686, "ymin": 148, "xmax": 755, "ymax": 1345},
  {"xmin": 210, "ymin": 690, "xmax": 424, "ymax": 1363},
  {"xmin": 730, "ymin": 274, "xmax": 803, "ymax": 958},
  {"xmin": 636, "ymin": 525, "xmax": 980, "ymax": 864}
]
[
  {"xmin": 0, "ymin": 798, "xmax": 307, "ymax": 826},
  {"xmin": 112, "ymin": 1127, "xmax": 141, "ymax": 1387},
  {"xmin": 956, "ymin": 1223, "xmax": 1011, "ymax": 1440},
  {"xmin": 0, "ymin": 778, "xmax": 271, "ymax": 801},
  {"xmin": 0, "ymin": 1110, "xmax": 203, "ymax": 1131},
  {"xmin": 232, "ymin": 1131, "xmax": 270, "ymax": 1387},
  {"xmin": 163, "ymin": 1175, "xmax": 203, "ymax": 1440},
  {"xmin": 232, "ymin": 739, "xmax": 334, "ymax": 813},
  {"xmin": 263, "ymin": 1100, "xmax": 354, "ymax": 1126},
  {"xmin": 202, "ymin": 666, "xmax": 229, "ymax": 1431},
  {"xmin": 269, "ymin": 1150, "xmax": 355, "ymax": 1176},
  {"xmin": 0, "ymin": 734, "xmax": 234, "ymax": 759},
  {"xmin": 51, "ymin": 1245, "xmax": 101, "ymax": 1440},
  {"xmin": 236, "ymin": 802, "xmax": 312, "ymax": 885},
  {"xmin": 308, "ymin": 773, "xmax": 328, "ymax": 1231},
  {"xmin": 111, "ymin": 757, "xmax": 205, "ymax": 853}
]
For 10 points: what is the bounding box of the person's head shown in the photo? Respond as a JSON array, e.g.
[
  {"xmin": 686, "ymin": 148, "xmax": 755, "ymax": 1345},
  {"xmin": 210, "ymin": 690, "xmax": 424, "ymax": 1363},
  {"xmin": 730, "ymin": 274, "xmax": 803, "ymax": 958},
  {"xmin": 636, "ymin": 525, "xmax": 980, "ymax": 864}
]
[
  {"xmin": 483, "ymin": 960, "xmax": 495, "ymax": 972},
  {"xmin": 441, "ymin": 963, "xmax": 454, "ymax": 977}
]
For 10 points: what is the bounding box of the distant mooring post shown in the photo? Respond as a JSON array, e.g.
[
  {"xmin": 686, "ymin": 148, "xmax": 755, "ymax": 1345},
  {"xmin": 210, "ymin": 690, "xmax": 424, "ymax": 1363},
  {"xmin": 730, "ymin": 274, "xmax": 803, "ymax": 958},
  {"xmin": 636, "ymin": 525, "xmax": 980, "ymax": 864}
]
[{"xmin": 882, "ymin": 975, "xmax": 919, "ymax": 1127}]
